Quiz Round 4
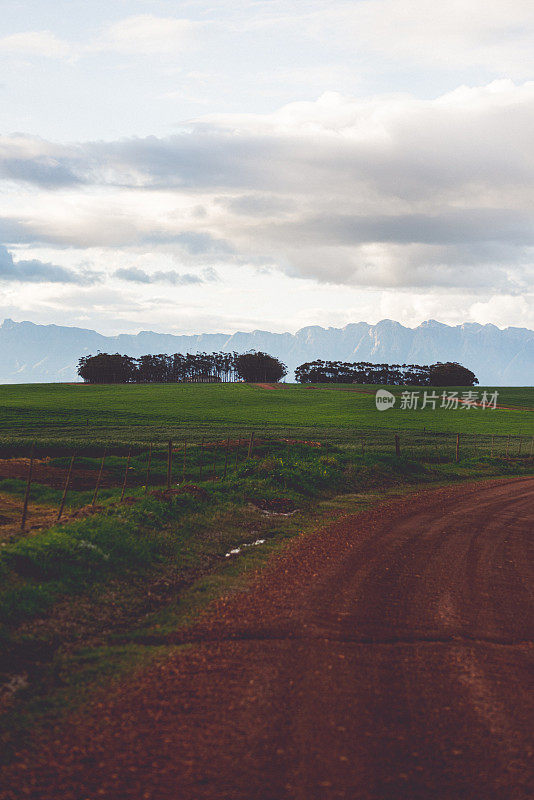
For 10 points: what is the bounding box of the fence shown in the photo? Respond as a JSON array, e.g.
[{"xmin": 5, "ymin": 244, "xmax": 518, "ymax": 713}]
[{"xmin": 5, "ymin": 429, "xmax": 533, "ymax": 532}]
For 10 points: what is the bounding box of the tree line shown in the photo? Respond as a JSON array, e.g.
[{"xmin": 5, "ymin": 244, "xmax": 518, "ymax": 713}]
[
  {"xmin": 77, "ymin": 351, "xmax": 287, "ymax": 384},
  {"xmin": 294, "ymin": 360, "xmax": 478, "ymax": 386},
  {"xmin": 78, "ymin": 352, "xmax": 477, "ymax": 386}
]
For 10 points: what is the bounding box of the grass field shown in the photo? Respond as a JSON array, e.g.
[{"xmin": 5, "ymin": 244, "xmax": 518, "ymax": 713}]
[{"xmin": 0, "ymin": 383, "xmax": 532, "ymax": 453}]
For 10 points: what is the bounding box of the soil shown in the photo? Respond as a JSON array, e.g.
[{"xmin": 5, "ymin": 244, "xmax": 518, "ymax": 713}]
[
  {"xmin": 0, "ymin": 494, "xmax": 94, "ymax": 540},
  {"xmin": 0, "ymin": 458, "xmax": 115, "ymax": 491},
  {"xmin": 1, "ymin": 476, "xmax": 533, "ymax": 800}
]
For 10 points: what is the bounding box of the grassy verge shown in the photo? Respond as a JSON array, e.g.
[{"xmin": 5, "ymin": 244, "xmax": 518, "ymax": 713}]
[{"xmin": 2, "ymin": 443, "xmax": 530, "ymax": 627}]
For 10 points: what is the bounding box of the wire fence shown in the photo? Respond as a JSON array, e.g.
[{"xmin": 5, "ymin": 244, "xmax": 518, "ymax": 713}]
[
  {"xmin": 0, "ymin": 423, "xmax": 532, "ymax": 458},
  {"xmin": 2, "ymin": 428, "xmax": 532, "ymax": 533}
]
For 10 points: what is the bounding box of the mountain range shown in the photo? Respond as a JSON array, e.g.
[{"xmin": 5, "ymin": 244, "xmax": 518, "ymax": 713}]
[{"xmin": 0, "ymin": 318, "xmax": 532, "ymax": 386}]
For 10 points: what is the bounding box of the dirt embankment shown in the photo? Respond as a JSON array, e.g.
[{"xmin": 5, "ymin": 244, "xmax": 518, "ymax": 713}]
[{"xmin": 0, "ymin": 458, "xmax": 113, "ymax": 491}]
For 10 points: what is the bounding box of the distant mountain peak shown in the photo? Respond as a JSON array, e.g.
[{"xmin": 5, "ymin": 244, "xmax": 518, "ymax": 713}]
[{"xmin": 0, "ymin": 318, "xmax": 532, "ymax": 385}]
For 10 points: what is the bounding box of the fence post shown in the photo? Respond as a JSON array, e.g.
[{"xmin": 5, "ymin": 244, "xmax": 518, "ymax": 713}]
[
  {"xmin": 144, "ymin": 444, "xmax": 152, "ymax": 494},
  {"xmin": 182, "ymin": 439, "xmax": 187, "ymax": 483},
  {"xmin": 395, "ymin": 434, "xmax": 401, "ymax": 458},
  {"xmin": 199, "ymin": 437, "xmax": 205, "ymax": 480},
  {"xmin": 473, "ymin": 433, "xmax": 478, "ymax": 456},
  {"xmin": 490, "ymin": 434, "xmax": 494, "ymax": 458},
  {"xmin": 235, "ymin": 437, "xmax": 241, "ymax": 468},
  {"xmin": 57, "ymin": 453, "xmax": 75, "ymax": 521},
  {"xmin": 223, "ymin": 436, "xmax": 230, "ymax": 479},
  {"xmin": 455, "ymin": 433, "xmax": 460, "ymax": 463},
  {"xmin": 92, "ymin": 448, "xmax": 107, "ymax": 507},
  {"xmin": 518, "ymin": 437, "xmax": 522, "ymax": 457},
  {"xmin": 167, "ymin": 439, "xmax": 173, "ymax": 489},
  {"xmin": 212, "ymin": 446, "xmax": 217, "ymax": 481},
  {"xmin": 120, "ymin": 448, "xmax": 132, "ymax": 502},
  {"xmin": 505, "ymin": 434, "xmax": 510, "ymax": 458},
  {"xmin": 247, "ymin": 432, "xmax": 255, "ymax": 459},
  {"xmin": 20, "ymin": 443, "xmax": 35, "ymax": 531}
]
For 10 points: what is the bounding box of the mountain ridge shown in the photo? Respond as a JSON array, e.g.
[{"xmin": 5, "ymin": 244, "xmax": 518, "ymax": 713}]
[{"xmin": 0, "ymin": 318, "xmax": 532, "ymax": 386}]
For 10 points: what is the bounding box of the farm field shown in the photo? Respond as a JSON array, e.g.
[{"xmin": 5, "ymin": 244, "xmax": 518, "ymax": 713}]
[{"xmin": 0, "ymin": 382, "xmax": 532, "ymax": 451}]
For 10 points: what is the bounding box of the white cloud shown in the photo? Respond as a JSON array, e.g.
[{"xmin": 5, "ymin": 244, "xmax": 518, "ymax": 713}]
[
  {"xmin": 306, "ymin": 0, "xmax": 534, "ymax": 77},
  {"xmin": 0, "ymin": 81, "xmax": 533, "ymax": 297},
  {"xmin": 0, "ymin": 15, "xmax": 197, "ymax": 63},
  {"xmin": 469, "ymin": 294, "xmax": 534, "ymax": 328},
  {"xmin": 97, "ymin": 15, "xmax": 197, "ymax": 56},
  {"xmin": 0, "ymin": 30, "xmax": 72, "ymax": 59}
]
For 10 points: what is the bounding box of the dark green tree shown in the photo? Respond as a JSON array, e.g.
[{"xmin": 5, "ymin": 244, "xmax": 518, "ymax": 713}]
[
  {"xmin": 77, "ymin": 353, "xmax": 137, "ymax": 383},
  {"xmin": 428, "ymin": 362, "xmax": 478, "ymax": 386},
  {"xmin": 234, "ymin": 351, "xmax": 287, "ymax": 382}
]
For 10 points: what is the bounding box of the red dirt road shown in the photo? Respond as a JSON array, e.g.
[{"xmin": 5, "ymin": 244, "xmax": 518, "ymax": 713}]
[{"xmin": 2, "ymin": 477, "xmax": 533, "ymax": 799}]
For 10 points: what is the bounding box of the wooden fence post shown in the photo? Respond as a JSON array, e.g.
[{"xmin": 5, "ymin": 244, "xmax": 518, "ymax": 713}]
[
  {"xmin": 395, "ymin": 434, "xmax": 401, "ymax": 458},
  {"xmin": 92, "ymin": 448, "xmax": 107, "ymax": 507},
  {"xmin": 144, "ymin": 444, "xmax": 152, "ymax": 494},
  {"xmin": 505, "ymin": 434, "xmax": 510, "ymax": 458},
  {"xmin": 199, "ymin": 437, "xmax": 205, "ymax": 480},
  {"xmin": 235, "ymin": 437, "xmax": 241, "ymax": 469},
  {"xmin": 223, "ymin": 436, "xmax": 230, "ymax": 480},
  {"xmin": 212, "ymin": 446, "xmax": 217, "ymax": 481},
  {"xmin": 57, "ymin": 453, "xmax": 75, "ymax": 521},
  {"xmin": 455, "ymin": 433, "xmax": 460, "ymax": 463},
  {"xmin": 473, "ymin": 433, "xmax": 478, "ymax": 456},
  {"xmin": 120, "ymin": 448, "xmax": 132, "ymax": 502},
  {"xmin": 490, "ymin": 435, "xmax": 494, "ymax": 458},
  {"xmin": 167, "ymin": 439, "xmax": 173, "ymax": 489},
  {"xmin": 20, "ymin": 443, "xmax": 35, "ymax": 531},
  {"xmin": 247, "ymin": 432, "xmax": 255, "ymax": 458},
  {"xmin": 182, "ymin": 439, "xmax": 187, "ymax": 483}
]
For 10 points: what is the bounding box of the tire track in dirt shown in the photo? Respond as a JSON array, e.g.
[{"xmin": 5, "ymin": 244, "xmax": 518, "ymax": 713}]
[{"xmin": 1, "ymin": 476, "xmax": 533, "ymax": 799}]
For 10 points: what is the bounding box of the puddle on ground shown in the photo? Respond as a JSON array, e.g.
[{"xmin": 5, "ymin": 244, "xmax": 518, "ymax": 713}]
[
  {"xmin": 225, "ymin": 538, "xmax": 267, "ymax": 558},
  {"xmin": 259, "ymin": 509, "xmax": 297, "ymax": 517}
]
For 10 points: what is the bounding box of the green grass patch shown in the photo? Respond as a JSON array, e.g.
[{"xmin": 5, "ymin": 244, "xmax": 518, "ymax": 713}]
[{"xmin": 0, "ymin": 382, "xmax": 531, "ymax": 452}]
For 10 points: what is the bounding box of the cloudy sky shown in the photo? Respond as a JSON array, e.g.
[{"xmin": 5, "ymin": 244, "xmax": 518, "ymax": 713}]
[{"xmin": 1, "ymin": 0, "xmax": 533, "ymax": 335}]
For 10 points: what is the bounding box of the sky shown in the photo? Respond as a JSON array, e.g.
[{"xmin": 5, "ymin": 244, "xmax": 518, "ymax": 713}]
[{"xmin": 1, "ymin": 0, "xmax": 533, "ymax": 335}]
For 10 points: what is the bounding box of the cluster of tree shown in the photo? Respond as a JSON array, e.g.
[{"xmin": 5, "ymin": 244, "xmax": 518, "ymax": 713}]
[
  {"xmin": 295, "ymin": 360, "xmax": 478, "ymax": 386},
  {"xmin": 77, "ymin": 350, "xmax": 287, "ymax": 384}
]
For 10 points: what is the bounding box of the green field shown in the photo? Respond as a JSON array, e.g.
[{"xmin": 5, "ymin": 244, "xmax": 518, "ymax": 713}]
[{"xmin": 0, "ymin": 382, "xmax": 532, "ymax": 457}]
